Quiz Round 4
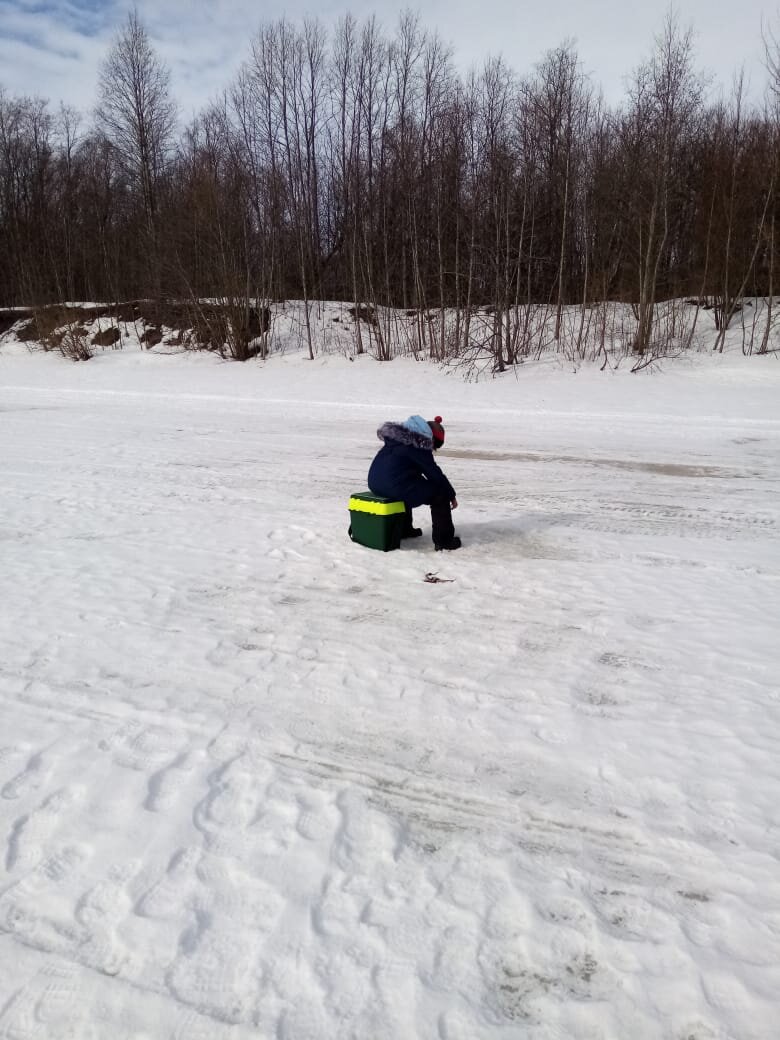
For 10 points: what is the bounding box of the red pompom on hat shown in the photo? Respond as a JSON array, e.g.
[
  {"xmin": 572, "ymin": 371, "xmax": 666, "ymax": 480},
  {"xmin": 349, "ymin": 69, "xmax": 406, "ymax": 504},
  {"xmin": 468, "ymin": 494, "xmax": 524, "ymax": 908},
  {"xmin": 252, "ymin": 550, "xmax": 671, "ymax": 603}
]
[{"xmin": 428, "ymin": 415, "xmax": 445, "ymax": 446}]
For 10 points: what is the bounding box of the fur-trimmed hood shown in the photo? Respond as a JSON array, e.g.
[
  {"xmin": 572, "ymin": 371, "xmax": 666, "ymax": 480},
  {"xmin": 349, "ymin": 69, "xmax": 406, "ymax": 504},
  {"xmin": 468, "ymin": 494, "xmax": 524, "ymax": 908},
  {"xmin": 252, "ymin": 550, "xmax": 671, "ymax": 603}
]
[
  {"xmin": 369, "ymin": 414, "xmax": 456, "ymax": 504},
  {"xmin": 376, "ymin": 415, "xmax": 433, "ymax": 451}
]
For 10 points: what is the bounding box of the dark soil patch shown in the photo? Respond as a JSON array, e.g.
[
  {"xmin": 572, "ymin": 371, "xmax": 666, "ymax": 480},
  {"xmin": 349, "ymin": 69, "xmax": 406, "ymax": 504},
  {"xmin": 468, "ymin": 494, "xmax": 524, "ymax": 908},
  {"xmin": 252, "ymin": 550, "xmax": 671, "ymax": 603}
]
[
  {"xmin": 0, "ymin": 309, "xmax": 33, "ymax": 336},
  {"xmin": 92, "ymin": 326, "xmax": 121, "ymax": 347},
  {"xmin": 2, "ymin": 300, "xmax": 271, "ymax": 358},
  {"xmin": 348, "ymin": 304, "xmax": 378, "ymax": 326},
  {"xmin": 141, "ymin": 326, "xmax": 163, "ymax": 347}
]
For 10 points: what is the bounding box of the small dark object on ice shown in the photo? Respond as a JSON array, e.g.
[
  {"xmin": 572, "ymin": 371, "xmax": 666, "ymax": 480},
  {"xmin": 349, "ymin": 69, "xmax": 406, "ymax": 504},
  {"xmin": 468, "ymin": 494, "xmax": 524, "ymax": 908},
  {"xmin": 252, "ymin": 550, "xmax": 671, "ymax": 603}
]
[{"xmin": 424, "ymin": 572, "xmax": 455, "ymax": 584}]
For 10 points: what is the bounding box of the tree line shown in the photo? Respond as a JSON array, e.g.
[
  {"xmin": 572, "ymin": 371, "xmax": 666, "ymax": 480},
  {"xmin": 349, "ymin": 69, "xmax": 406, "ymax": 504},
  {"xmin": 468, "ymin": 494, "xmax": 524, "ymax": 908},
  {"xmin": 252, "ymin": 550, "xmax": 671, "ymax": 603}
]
[{"xmin": 1, "ymin": 9, "xmax": 779, "ymax": 361}]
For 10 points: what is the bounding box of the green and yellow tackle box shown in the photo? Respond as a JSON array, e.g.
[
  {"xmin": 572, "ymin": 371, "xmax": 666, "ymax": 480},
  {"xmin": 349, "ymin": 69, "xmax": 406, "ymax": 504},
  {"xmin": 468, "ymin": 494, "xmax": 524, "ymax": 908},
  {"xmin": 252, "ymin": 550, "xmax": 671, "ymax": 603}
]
[{"xmin": 348, "ymin": 492, "xmax": 406, "ymax": 551}]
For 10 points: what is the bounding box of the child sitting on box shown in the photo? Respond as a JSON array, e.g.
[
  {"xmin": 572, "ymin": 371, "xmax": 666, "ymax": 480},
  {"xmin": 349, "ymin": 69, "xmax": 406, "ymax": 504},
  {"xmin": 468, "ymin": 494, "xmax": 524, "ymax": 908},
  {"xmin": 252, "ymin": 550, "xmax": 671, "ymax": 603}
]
[{"xmin": 368, "ymin": 415, "xmax": 461, "ymax": 551}]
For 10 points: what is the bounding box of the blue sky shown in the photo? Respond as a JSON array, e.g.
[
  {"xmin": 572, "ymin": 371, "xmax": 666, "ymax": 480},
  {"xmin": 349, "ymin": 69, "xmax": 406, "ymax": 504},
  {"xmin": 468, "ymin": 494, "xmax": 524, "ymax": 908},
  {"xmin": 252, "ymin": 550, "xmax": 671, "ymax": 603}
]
[{"xmin": 0, "ymin": 0, "xmax": 774, "ymax": 121}]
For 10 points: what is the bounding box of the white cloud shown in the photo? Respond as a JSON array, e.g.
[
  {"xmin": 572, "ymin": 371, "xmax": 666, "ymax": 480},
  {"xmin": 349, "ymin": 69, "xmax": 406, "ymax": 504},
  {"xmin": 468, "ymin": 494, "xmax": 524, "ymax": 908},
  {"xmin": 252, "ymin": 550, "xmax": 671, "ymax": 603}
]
[{"xmin": 0, "ymin": 0, "xmax": 773, "ymax": 120}]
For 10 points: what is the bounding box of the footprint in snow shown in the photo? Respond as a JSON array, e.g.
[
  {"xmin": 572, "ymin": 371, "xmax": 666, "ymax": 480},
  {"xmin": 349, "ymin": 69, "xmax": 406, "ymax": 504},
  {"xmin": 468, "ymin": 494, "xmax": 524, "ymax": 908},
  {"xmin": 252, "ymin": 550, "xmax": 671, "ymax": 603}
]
[
  {"xmin": 136, "ymin": 845, "xmax": 200, "ymax": 920},
  {"xmin": 296, "ymin": 790, "xmax": 341, "ymax": 842},
  {"xmin": 2, "ymin": 748, "xmax": 51, "ymax": 800},
  {"xmin": 5, "ymin": 785, "xmax": 84, "ymax": 871},
  {"xmin": 145, "ymin": 750, "xmax": 199, "ymax": 813},
  {"xmin": 167, "ymin": 920, "xmax": 260, "ymax": 1026}
]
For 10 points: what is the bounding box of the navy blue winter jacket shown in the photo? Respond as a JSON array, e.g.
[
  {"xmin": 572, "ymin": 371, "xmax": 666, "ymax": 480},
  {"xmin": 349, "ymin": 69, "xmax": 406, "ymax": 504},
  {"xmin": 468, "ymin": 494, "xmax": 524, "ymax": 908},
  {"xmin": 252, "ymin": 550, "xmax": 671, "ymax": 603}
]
[{"xmin": 368, "ymin": 416, "xmax": 456, "ymax": 508}]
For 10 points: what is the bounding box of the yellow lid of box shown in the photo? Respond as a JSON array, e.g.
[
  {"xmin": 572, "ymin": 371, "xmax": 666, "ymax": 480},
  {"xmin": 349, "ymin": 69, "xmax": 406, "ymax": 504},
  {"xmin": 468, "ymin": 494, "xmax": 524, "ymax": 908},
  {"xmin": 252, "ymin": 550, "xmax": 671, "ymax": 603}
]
[{"xmin": 349, "ymin": 496, "xmax": 405, "ymax": 516}]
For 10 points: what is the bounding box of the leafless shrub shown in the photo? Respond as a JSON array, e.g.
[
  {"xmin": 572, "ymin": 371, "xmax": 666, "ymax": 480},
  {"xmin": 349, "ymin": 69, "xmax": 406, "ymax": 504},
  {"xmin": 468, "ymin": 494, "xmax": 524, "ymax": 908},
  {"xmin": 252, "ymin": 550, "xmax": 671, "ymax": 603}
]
[
  {"xmin": 59, "ymin": 324, "xmax": 93, "ymax": 361},
  {"xmin": 630, "ymin": 299, "xmax": 694, "ymax": 370}
]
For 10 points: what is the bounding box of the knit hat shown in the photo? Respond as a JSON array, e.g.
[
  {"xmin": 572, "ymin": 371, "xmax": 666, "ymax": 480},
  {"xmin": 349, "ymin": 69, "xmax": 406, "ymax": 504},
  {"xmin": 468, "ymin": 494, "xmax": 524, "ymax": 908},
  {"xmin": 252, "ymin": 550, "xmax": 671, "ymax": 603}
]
[{"xmin": 428, "ymin": 416, "xmax": 445, "ymax": 448}]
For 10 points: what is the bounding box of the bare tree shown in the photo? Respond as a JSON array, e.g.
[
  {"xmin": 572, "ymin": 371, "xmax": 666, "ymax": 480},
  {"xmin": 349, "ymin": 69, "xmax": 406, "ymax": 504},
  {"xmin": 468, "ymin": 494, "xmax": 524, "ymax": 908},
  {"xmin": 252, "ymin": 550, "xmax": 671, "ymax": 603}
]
[
  {"xmin": 95, "ymin": 9, "xmax": 176, "ymax": 294},
  {"xmin": 624, "ymin": 12, "xmax": 703, "ymax": 356},
  {"xmin": 0, "ymin": 89, "xmax": 54, "ymax": 305},
  {"xmin": 523, "ymin": 45, "xmax": 592, "ymax": 344},
  {"xmin": 52, "ymin": 104, "xmax": 82, "ymax": 302},
  {"xmin": 5, "ymin": 8, "xmax": 780, "ymax": 371},
  {"xmin": 758, "ymin": 18, "xmax": 780, "ymax": 353}
]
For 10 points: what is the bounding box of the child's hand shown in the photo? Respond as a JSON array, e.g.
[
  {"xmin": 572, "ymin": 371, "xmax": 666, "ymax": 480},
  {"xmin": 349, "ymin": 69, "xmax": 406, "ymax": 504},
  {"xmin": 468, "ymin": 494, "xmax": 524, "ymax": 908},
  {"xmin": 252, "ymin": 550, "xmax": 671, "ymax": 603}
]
[{"xmin": 451, "ymin": 497, "xmax": 458, "ymax": 509}]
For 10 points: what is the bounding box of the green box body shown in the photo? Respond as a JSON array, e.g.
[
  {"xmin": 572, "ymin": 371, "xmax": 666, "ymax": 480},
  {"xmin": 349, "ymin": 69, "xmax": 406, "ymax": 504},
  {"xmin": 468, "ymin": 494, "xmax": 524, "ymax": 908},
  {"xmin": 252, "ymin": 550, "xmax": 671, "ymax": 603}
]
[{"xmin": 348, "ymin": 491, "xmax": 406, "ymax": 551}]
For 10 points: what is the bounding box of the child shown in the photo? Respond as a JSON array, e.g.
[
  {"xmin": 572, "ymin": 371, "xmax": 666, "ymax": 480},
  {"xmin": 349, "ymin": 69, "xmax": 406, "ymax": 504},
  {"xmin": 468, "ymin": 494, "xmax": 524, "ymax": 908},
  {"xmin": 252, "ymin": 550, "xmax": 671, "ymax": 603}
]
[{"xmin": 368, "ymin": 415, "xmax": 461, "ymax": 551}]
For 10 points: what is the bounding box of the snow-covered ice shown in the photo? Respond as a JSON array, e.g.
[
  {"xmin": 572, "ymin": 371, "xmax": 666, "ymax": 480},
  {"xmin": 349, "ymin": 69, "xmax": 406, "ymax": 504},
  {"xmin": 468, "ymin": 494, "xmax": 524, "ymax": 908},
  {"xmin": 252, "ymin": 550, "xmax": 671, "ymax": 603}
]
[{"xmin": 1, "ymin": 339, "xmax": 779, "ymax": 1039}]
